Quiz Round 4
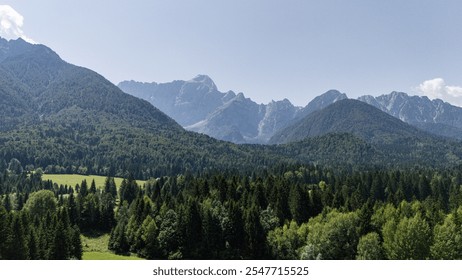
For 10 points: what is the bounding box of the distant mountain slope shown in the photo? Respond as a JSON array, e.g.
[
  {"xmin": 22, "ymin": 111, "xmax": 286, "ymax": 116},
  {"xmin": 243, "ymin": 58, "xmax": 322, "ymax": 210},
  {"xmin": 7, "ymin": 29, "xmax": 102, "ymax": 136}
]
[
  {"xmin": 185, "ymin": 93, "xmax": 300, "ymax": 143},
  {"xmin": 119, "ymin": 77, "xmax": 303, "ymax": 143},
  {"xmin": 270, "ymin": 99, "xmax": 433, "ymax": 145},
  {"xmin": 185, "ymin": 93, "xmax": 264, "ymax": 143},
  {"xmin": 297, "ymin": 89, "xmax": 348, "ymax": 119},
  {"xmin": 0, "ymin": 38, "xmax": 179, "ymax": 131},
  {"xmin": 270, "ymin": 99, "xmax": 462, "ymax": 167},
  {"xmin": 258, "ymin": 98, "xmax": 301, "ymax": 142},
  {"xmin": 119, "ymin": 80, "xmax": 351, "ymax": 143},
  {"xmin": 0, "ymin": 68, "xmax": 32, "ymax": 130},
  {"xmin": 271, "ymin": 89, "xmax": 348, "ymax": 137},
  {"xmin": 358, "ymin": 92, "xmax": 462, "ymax": 139},
  {"xmin": 118, "ymin": 75, "xmax": 236, "ymax": 127}
]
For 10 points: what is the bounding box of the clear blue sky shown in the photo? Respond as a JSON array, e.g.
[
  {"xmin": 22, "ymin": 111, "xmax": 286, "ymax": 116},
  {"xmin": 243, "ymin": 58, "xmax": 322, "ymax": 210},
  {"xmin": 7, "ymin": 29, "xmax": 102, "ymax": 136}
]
[{"xmin": 2, "ymin": 0, "xmax": 462, "ymax": 106}]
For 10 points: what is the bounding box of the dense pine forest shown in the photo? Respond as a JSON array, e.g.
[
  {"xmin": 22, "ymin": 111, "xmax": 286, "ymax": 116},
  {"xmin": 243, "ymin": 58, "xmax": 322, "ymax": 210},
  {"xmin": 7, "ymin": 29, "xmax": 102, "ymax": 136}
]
[{"xmin": 2, "ymin": 157, "xmax": 462, "ymax": 260}]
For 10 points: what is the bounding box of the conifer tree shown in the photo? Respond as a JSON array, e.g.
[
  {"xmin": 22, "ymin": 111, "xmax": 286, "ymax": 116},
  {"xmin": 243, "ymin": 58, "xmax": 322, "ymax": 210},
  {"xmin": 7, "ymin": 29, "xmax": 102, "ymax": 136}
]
[
  {"xmin": 289, "ymin": 184, "xmax": 310, "ymax": 224},
  {"xmin": 244, "ymin": 206, "xmax": 266, "ymax": 259},
  {"xmin": 0, "ymin": 206, "xmax": 12, "ymax": 259},
  {"xmin": 140, "ymin": 215, "xmax": 159, "ymax": 259},
  {"xmin": 104, "ymin": 176, "xmax": 118, "ymax": 199},
  {"xmin": 70, "ymin": 225, "xmax": 83, "ymax": 260},
  {"xmin": 80, "ymin": 180, "xmax": 88, "ymax": 197},
  {"xmin": 100, "ymin": 192, "xmax": 116, "ymax": 231},
  {"xmin": 109, "ymin": 202, "xmax": 130, "ymax": 254},
  {"xmin": 28, "ymin": 228, "xmax": 40, "ymax": 260},
  {"xmin": 181, "ymin": 200, "xmax": 203, "ymax": 258},
  {"xmin": 3, "ymin": 193, "xmax": 12, "ymax": 212},
  {"xmin": 90, "ymin": 179, "xmax": 97, "ymax": 194},
  {"xmin": 202, "ymin": 208, "xmax": 223, "ymax": 258},
  {"xmin": 226, "ymin": 201, "xmax": 245, "ymax": 253},
  {"xmin": 67, "ymin": 192, "xmax": 80, "ymax": 225},
  {"xmin": 10, "ymin": 213, "xmax": 29, "ymax": 259},
  {"xmin": 52, "ymin": 220, "xmax": 70, "ymax": 259}
]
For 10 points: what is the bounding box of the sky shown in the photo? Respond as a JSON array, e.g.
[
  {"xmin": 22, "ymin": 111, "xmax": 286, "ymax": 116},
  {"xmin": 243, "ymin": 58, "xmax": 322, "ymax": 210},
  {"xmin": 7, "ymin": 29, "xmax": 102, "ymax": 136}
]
[{"xmin": 1, "ymin": 0, "xmax": 462, "ymax": 106}]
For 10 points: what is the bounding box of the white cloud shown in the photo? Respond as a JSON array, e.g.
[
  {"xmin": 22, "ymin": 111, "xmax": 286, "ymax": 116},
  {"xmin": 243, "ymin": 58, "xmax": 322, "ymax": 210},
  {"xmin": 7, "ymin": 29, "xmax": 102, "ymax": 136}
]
[
  {"xmin": 416, "ymin": 78, "xmax": 462, "ymax": 107},
  {"xmin": 0, "ymin": 5, "xmax": 35, "ymax": 43}
]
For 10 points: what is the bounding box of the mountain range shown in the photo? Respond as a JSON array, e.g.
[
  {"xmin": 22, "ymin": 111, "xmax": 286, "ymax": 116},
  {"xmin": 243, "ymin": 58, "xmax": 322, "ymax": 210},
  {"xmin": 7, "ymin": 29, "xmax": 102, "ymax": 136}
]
[
  {"xmin": 2, "ymin": 36, "xmax": 462, "ymax": 176},
  {"xmin": 120, "ymin": 77, "xmax": 462, "ymax": 143},
  {"xmin": 119, "ymin": 78, "xmax": 306, "ymax": 143},
  {"xmin": 359, "ymin": 92, "xmax": 462, "ymax": 140},
  {"xmin": 269, "ymin": 99, "xmax": 431, "ymax": 145},
  {"xmin": 119, "ymin": 79, "xmax": 350, "ymax": 143}
]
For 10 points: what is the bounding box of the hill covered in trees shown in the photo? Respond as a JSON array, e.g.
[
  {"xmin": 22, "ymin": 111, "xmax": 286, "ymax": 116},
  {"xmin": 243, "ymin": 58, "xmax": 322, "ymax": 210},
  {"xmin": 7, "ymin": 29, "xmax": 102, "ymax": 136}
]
[
  {"xmin": 270, "ymin": 99, "xmax": 433, "ymax": 145},
  {"xmin": 270, "ymin": 99, "xmax": 462, "ymax": 169}
]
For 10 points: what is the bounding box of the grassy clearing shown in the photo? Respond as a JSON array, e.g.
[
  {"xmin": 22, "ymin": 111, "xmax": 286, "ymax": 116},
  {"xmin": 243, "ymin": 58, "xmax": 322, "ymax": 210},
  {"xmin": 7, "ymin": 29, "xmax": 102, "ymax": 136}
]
[
  {"xmin": 82, "ymin": 252, "xmax": 143, "ymax": 260},
  {"xmin": 81, "ymin": 232, "xmax": 143, "ymax": 260},
  {"xmin": 42, "ymin": 174, "xmax": 146, "ymax": 189}
]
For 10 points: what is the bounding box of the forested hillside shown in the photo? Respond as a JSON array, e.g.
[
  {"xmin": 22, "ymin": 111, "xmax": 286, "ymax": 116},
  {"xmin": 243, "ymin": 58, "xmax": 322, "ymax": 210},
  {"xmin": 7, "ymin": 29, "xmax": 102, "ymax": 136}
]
[{"xmin": 0, "ymin": 38, "xmax": 292, "ymax": 177}]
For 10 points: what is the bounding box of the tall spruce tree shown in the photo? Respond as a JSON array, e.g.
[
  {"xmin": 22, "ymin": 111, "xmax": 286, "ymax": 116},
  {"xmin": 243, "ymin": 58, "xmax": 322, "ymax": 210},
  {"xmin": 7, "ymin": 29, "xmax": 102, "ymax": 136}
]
[
  {"xmin": 0, "ymin": 206, "xmax": 12, "ymax": 259},
  {"xmin": 10, "ymin": 213, "xmax": 29, "ymax": 259},
  {"xmin": 244, "ymin": 206, "xmax": 266, "ymax": 259}
]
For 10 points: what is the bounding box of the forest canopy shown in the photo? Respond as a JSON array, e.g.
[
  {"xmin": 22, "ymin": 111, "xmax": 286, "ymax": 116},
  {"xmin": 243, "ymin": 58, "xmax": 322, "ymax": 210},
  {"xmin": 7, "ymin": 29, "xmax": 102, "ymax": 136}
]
[{"xmin": 2, "ymin": 158, "xmax": 462, "ymax": 260}]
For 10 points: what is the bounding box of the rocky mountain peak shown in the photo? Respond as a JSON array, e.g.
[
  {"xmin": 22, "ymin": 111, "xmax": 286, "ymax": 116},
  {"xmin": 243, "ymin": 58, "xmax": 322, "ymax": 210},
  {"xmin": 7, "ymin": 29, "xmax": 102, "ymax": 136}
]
[
  {"xmin": 189, "ymin": 74, "xmax": 217, "ymax": 92},
  {"xmin": 359, "ymin": 91, "xmax": 462, "ymax": 140}
]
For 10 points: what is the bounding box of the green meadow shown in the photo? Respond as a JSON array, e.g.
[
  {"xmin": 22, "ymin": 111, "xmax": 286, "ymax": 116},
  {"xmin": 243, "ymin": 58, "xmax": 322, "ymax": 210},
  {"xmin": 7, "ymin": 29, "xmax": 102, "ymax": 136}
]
[
  {"xmin": 42, "ymin": 174, "xmax": 146, "ymax": 189},
  {"xmin": 81, "ymin": 233, "xmax": 143, "ymax": 260}
]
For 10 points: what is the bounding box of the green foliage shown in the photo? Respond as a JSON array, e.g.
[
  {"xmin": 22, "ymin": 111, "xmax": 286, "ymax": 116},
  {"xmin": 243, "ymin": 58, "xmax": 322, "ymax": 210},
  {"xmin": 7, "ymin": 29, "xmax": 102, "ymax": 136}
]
[
  {"xmin": 244, "ymin": 206, "xmax": 266, "ymax": 259},
  {"xmin": 0, "ymin": 191, "xmax": 82, "ymax": 260},
  {"xmin": 302, "ymin": 210, "xmax": 361, "ymax": 260},
  {"xmin": 7, "ymin": 158, "xmax": 23, "ymax": 174},
  {"xmin": 108, "ymin": 202, "xmax": 130, "ymax": 254},
  {"xmin": 0, "ymin": 206, "xmax": 11, "ymax": 259},
  {"xmin": 157, "ymin": 209, "xmax": 180, "ymax": 259},
  {"xmin": 383, "ymin": 213, "xmax": 431, "ymax": 260},
  {"xmin": 260, "ymin": 206, "xmax": 280, "ymax": 233},
  {"xmin": 288, "ymin": 184, "xmax": 310, "ymax": 224},
  {"xmin": 267, "ymin": 221, "xmax": 308, "ymax": 259},
  {"xmin": 430, "ymin": 213, "xmax": 462, "ymax": 259},
  {"xmin": 70, "ymin": 225, "xmax": 83, "ymax": 260},
  {"xmin": 9, "ymin": 213, "xmax": 28, "ymax": 259},
  {"xmin": 24, "ymin": 190, "xmax": 57, "ymax": 219},
  {"xmin": 139, "ymin": 216, "xmax": 159, "ymax": 259},
  {"xmin": 356, "ymin": 232, "xmax": 384, "ymax": 260}
]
